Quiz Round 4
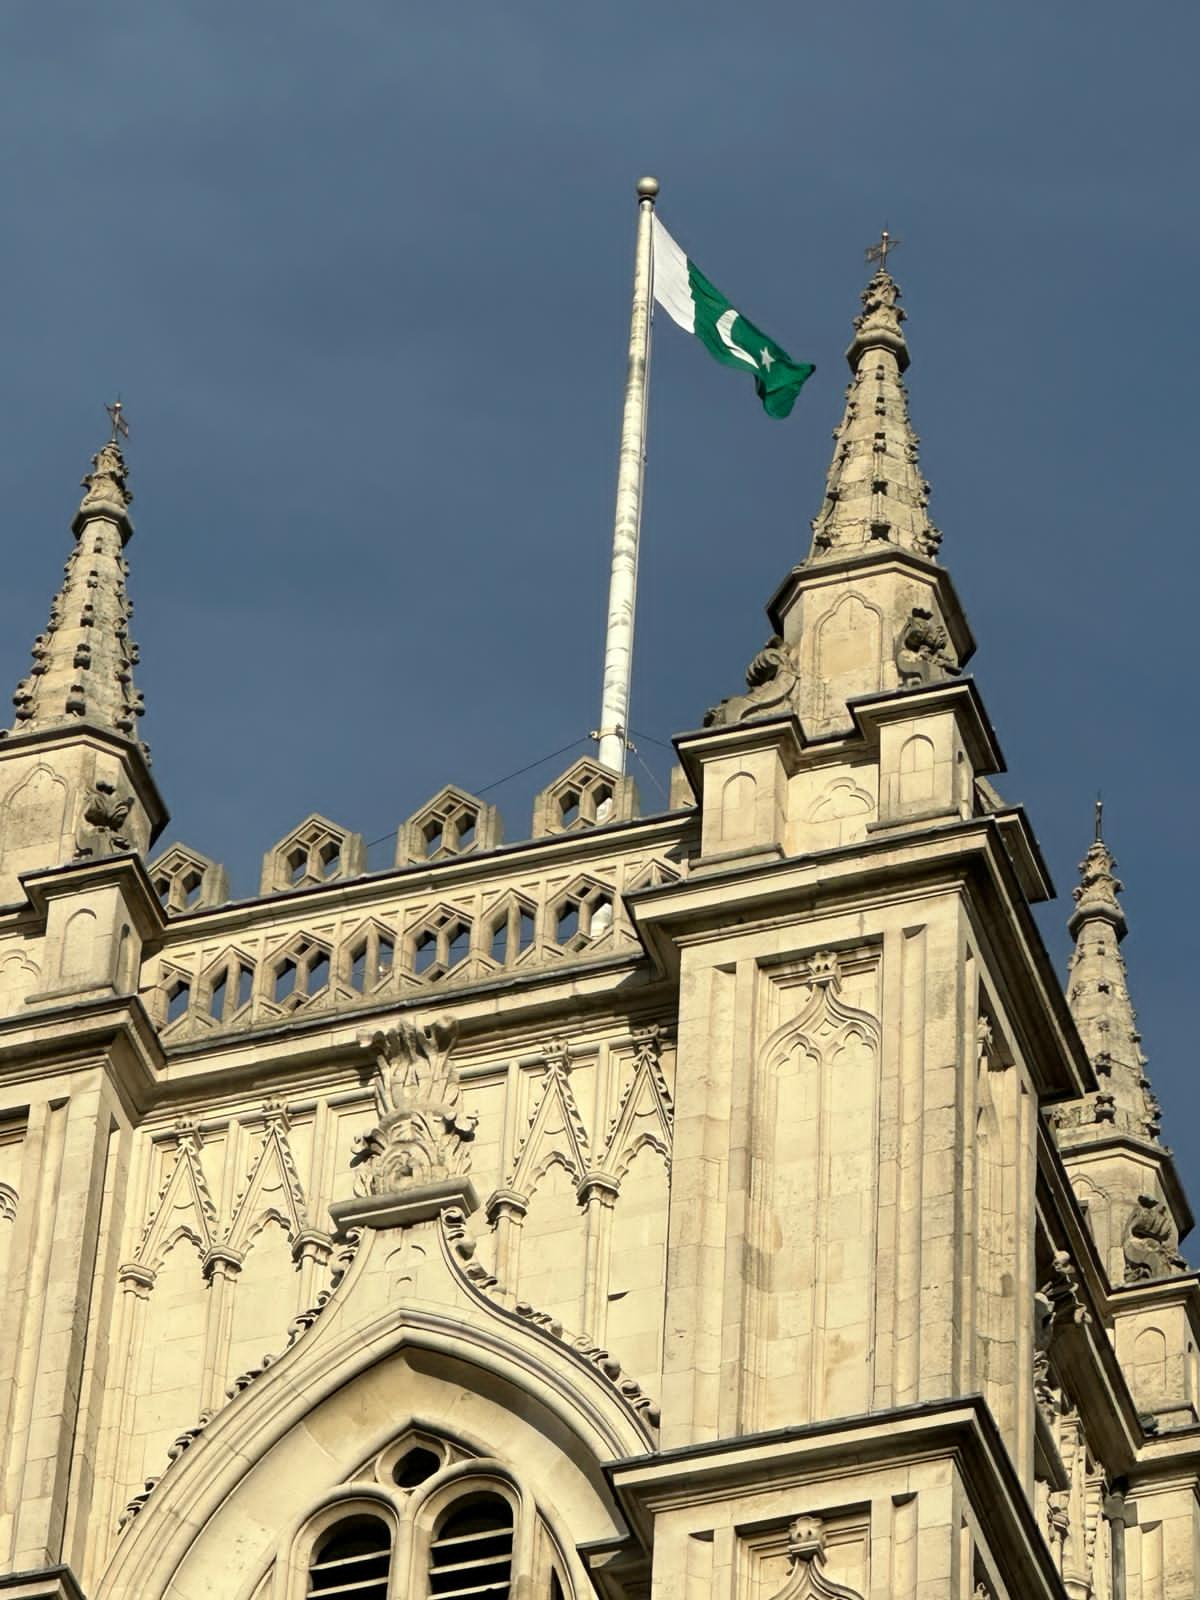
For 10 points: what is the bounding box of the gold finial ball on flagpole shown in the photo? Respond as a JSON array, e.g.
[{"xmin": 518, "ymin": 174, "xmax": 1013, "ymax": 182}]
[{"xmin": 636, "ymin": 175, "xmax": 660, "ymax": 201}]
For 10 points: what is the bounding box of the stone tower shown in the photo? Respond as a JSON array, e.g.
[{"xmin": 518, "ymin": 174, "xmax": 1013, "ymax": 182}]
[{"xmin": 0, "ymin": 264, "xmax": 1197, "ymax": 1600}]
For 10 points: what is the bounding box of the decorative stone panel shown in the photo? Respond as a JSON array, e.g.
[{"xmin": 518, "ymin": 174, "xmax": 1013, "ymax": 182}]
[
  {"xmin": 483, "ymin": 892, "xmax": 537, "ymax": 971},
  {"xmin": 395, "ymin": 784, "xmax": 502, "ymax": 866},
  {"xmin": 153, "ymin": 962, "xmax": 195, "ymax": 1032},
  {"xmin": 550, "ymin": 874, "xmax": 615, "ymax": 954},
  {"xmin": 264, "ymin": 934, "xmax": 333, "ymax": 1014},
  {"xmin": 405, "ymin": 904, "xmax": 475, "ymax": 983},
  {"xmin": 260, "ymin": 813, "xmax": 365, "ymax": 894},
  {"xmin": 341, "ymin": 918, "xmax": 396, "ymax": 996},
  {"xmin": 149, "ymin": 843, "xmax": 229, "ymax": 914},
  {"xmin": 140, "ymin": 822, "xmax": 684, "ymax": 1037},
  {"xmin": 198, "ymin": 950, "xmax": 256, "ymax": 1029},
  {"xmin": 532, "ymin": 757, "xmax": 637, "ymax": 838}
]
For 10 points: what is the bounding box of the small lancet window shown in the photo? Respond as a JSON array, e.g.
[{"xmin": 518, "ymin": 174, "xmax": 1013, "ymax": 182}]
[
  {"xmin": 307, "ymin": 1514, "xmax": 392, "ymax": 1599},
  {"xmin": 428, "ymin": 1492, "xmax": 513, "ymax": 1599}
]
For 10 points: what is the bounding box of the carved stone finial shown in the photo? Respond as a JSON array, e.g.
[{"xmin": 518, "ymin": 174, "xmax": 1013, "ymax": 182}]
[
  {"xmin": 4, "ymin": 427, "xmax": 148, "ymax": 755},
  {"xmin": 768, "ymin": 1514, "xmax": 864, "ymax": 1600},
  {"xmin": 807, "ymin": 950, "xmax": 842, "ymax": 988},
  {"xmin": 79, "ymin": 440, "xmax": 132, "ymax": 517},
  {"xmin": 352, "ymin": 1017, "xmax": 476, "ymax": 1198},
  {"xmin": 1063, "ymin": 811, "xmax": 1169, "ymax": 1154}
]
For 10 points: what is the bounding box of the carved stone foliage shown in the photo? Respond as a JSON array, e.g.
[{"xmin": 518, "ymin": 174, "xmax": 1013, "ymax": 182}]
[
  {"xmin": 894, "ymin": 605, "xmax": 957, "ymax": 687},
  {"xmin": 352, "ymin": 1017, "xmax": 476, "ymax": 1197},
  {"xmin": 260, "ymin": 812, "xmax": 365, "ymax": 894},
  {"xmin": 766, "ymin": 1517, "xmax": 864, "ymax": 1600},
  {"xmin": 441, "ymin": 1206, "xmax": 660, "ymax": 1434},
  {"xmin": 74, "ymin": 779, "xmax": 135, "ymax": 859},
  {"xmin": 396, "ymin": 784, "xmax": 502, "ymax": 866},
  {"xmin": 705, "ymin": 634, "xmax": 803, "ymax": 728},
  {"xmin": 1123, "ymin": 1194, "xmax": 1187, "ymax": 1282},
  {"xmin": 532, "ymin": 757, "xmax": 637, "ymax": 837},
  {"xmin": 149, "ymin": 842, "xmax": 229, "ymax": 914}
]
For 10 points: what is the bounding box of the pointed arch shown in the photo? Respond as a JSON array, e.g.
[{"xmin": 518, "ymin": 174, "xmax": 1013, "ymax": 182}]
[
  {"xmin": 812, "ymin": 592, "xmax": 883, "ymax": 726},
  {"xmin": 97, "ymin": 1221, "xmax": 648, "ymax": 1600},
  {"xmin": 510, "ymin": 1056, "xmax": 591, "ymax": 1194},
  {"xmin": 134, "ymin": 1132, "xmax": 218, "ymax": 1271},
  {"xmin": 600, "ymin": 1029, "xmax": 673, "ymax": 1180},
  {"xmin": 226, "ymin": 1114, "xmax": 309, "ymax": 1254}
]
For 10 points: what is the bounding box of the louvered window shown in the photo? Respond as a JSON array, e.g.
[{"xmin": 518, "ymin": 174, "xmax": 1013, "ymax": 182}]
[
  {"xmin": 308, "ymin": 1514, "xmax": 392, "ymax": 1600},
  {"xmin": 428, "ymin": 1492, "xmax": 514, "ymax": 1600}
]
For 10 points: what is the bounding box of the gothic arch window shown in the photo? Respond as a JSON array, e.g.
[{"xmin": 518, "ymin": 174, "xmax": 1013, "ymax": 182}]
[
  {"xmin": 306, "ymin": 1511, "xmax": 392, "ymax": 1599},
  {"xmin": 282, "ymin": 1446, "xmax": 573, "ymax": 1600},
  {"xmin": 427, "ymin": 1491, "xmax": 514, "ymax": 1599}
]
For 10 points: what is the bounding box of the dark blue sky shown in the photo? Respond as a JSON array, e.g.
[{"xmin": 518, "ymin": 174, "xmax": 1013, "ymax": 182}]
[{"xmin": 2, "ymin": 6, "xmax": 1197, "ymax": 1188}]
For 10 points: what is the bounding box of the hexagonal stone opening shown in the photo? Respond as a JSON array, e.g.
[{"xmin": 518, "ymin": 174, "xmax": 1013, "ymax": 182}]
[
  {"xmin": 446, "ymin": 922, "xmax": 470, "ymax": 968},
  {"xmin": 286, "ymin": 847, "xmax": 307, "ymax": 886},
  {"xmin": 318, "ymin": 840, "xmax": 341, "ymax": 879},
  {"xmin": 559, "ymin": 790, "xmax": 581, "ymax": 828},
  {"xmin": 274, "ymin": 958, "xmax": 298, "ymax": 1004},
  {"xmin": 166, "ymin": 977, "xmax": 191, "ymax": 1024},
  {"xmin": 423, "ymin": 819, "xmax": 444, "ymax": 858},
  {"xmin": 414, "ymin": 929, "xmax": 438, "ymax": 975},
  {"xmin": 589, "ymin": 894, "xmax": 614, "ymax": 937}
]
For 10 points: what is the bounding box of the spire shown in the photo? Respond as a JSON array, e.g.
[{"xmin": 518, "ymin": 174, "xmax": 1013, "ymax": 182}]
[
  {"xmin": 807, "ymin": 262, "xmax": 942, "ymax": 563},
  {"xmin": 8, "ymin": 422, "xmax": 147, "ymax": 755},
  {"xmin": 1065, "ymin": 806, "xmax": 1161, "ymax": 1143}
]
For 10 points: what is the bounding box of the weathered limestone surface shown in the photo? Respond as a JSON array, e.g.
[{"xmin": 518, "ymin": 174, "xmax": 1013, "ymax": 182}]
[{"xmin": 0, "ymin": 268, "xmax": 1198, "ymax": 1600}]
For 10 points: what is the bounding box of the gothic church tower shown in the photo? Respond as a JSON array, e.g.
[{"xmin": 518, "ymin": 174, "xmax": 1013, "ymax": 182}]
[{"xmin": 0, "ymin": 261, "xmax": 1196, "ymax": 1600}]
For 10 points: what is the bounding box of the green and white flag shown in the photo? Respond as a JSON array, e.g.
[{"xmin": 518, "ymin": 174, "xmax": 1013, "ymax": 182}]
[{"xmin": 651, "ymin": 215, "xmax": 814, "ymax": 418}]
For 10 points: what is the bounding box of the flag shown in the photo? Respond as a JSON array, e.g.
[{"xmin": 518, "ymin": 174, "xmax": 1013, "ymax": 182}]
[{"xmin": 651, "ymin": 215, "xmax": 814, "ymax": 418}]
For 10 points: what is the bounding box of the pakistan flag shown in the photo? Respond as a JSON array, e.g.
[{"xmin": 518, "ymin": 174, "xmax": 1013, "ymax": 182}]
[{"xmin": 651, "ymin": 215, "xmax": 814, "ymax": 418}]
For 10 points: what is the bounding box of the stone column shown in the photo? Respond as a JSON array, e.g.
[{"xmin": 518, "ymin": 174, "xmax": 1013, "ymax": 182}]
[
  {"xmin": 578, "ymin": 1171, "xmax": 619, "ymax": 1339},
  {"xmin": 2, "ymin": 1070, "xmax": 124, "ymax": 1571}
]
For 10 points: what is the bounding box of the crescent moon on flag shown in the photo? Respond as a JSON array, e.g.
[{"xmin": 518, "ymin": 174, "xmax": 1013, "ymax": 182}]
[{"xmin": 715, "ymin": 309, "xmax": 759, "ymax": 368}]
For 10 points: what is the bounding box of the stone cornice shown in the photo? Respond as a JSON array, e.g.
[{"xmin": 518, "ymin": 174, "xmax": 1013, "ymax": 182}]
[
  {"xmin": 766, "ymin": 545, "xmax": 976, "ymax": 665},
  {"xmin": 1060, "ymin": 1132, "xmax": 1194, "ymax": 1240},
  {"xmin": 0, "ymin": 721, "xmax": 168, "ymax": 841},
  {"xmin": 0, "ymin": 992, "xmax": 164, "ymax": 1115},
  {"xmin": 604, "ymin": 1398, "xmax": 1063, "ymax": 1599},
  {"xmin": 850, "ymin": 676, "xmax": 1005, "ymax": 775},
  {"xmin": 21, "ymin": 848, "xmax": 167, "ymax": 941}
]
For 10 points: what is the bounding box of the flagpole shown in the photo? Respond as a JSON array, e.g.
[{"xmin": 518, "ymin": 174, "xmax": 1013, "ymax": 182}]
[{"xmin": 595, "ymin": 175, "xmax": 658, "ymax": 775}]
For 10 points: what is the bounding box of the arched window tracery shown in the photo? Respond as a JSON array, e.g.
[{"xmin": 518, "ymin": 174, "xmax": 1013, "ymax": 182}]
[
  {"xmin": 428, "ymin": 1491, "xmax": 514, "ymax": 1599},
  {"xmin": 290, "ymin": 1436, "xmax": 572, "ymax": 1600},
  {"xmin": 306, "ymin": 1513, "xmax": 392, "ymax": 1599}
]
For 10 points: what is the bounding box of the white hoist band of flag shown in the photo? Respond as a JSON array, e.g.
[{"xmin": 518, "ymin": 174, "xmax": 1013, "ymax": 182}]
[{"xmin": 651, "ymin": 214, "xmax": 814, "ymax": 418}]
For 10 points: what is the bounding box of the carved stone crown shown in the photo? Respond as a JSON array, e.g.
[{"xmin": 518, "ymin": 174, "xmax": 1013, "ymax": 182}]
[{"xmin": 352, "ymin": 1016, "xmax": 477, "ymax": 1198}]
